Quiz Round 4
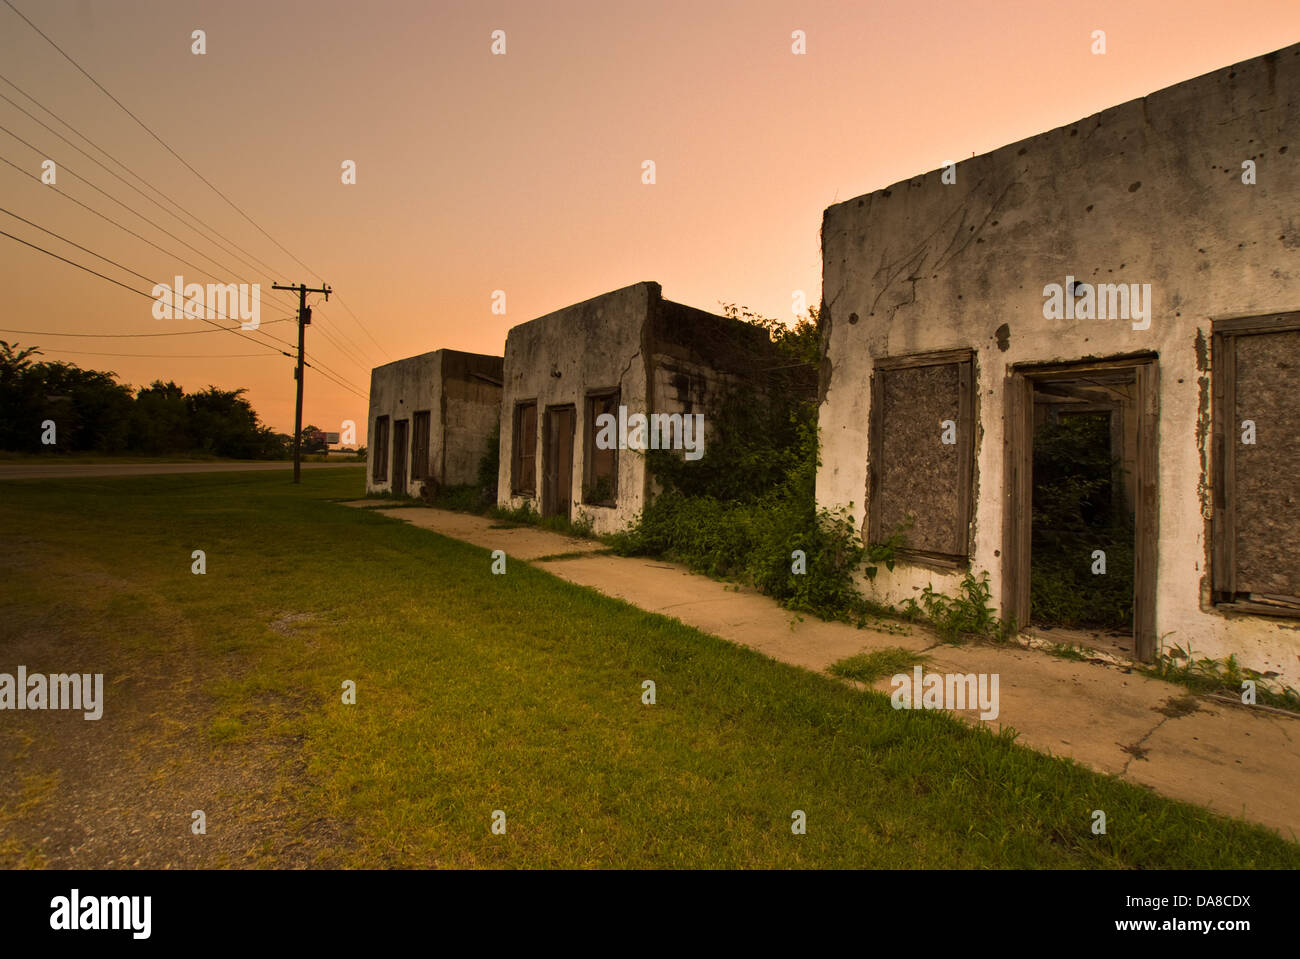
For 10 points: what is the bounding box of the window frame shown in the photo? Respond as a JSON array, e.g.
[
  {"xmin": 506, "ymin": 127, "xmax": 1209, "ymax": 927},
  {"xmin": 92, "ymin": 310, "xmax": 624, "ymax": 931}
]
[
  {"xmin": 372, "ymin": 415, "xmax": 390, "ymax": 483},
  {"xmin": 867, "ymin": 348, "xmax": 975, "ymax": 567},
  {"xmin": 411, "ymin": 409, "xmax": 431, "ymax": 482},
  {"xmin": 582, "ymin": 389, "xmax": 620, "ymax": 507},
  {"xmin": 1211, "ymin": 312, "xmax": 1300, "ymax": 617},
  {"xmin": 511, "ymin": 400, "xmax": 538, "ymax": 496}
]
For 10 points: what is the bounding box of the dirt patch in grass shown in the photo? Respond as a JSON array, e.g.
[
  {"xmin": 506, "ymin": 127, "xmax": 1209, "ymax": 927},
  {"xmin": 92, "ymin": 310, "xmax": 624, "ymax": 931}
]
[
  {"xmin": 0, "ymin": 540, "xmax": 347, "ymax": 869},
  {"xmin": 269, "ymin": 612, "xmax": 316, "ymax": 637}
]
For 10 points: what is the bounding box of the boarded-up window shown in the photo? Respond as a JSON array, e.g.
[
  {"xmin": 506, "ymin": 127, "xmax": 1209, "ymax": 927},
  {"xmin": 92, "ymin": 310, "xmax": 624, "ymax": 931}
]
[
  {"xmin": 583, "ymin": 391, "xmax": 619, "ymax": 506},
  {"xmin": 1213, "ymin": 315, "xmax": 1300, "ymax": 613},
  {"xmin": 411, "ymin": 410, "xmax": 431, "ymax": 481},
  {"xmin": 372, "ymin": 416, "xmax": 390, "ymax": 482},
  {"xmin": 512, "ymin": 401, "xmax": 537, "ymax": 495},
  {"xmin": 868, "ymin": 350, "xmax": 974, "ymax": 563}
]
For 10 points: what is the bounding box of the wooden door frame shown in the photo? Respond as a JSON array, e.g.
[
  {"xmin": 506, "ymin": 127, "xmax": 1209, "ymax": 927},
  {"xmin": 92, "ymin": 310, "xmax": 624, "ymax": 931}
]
[
  {"xmin": 1002, "ymin": 354, "xmax": 1159, "ymax": 660},
  {"xmin": 542, "ymin": 404, "xmax": 576, "ymax": 520},
  {"xmin": 392, "ymin": 418, "xmax": 409, "ymax": 496}
]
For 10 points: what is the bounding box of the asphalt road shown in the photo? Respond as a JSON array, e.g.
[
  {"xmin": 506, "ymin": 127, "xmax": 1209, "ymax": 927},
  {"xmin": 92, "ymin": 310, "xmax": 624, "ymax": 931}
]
[{"xmin": 0, "ymin": 461, "xmax": 363, "ymax": 480}]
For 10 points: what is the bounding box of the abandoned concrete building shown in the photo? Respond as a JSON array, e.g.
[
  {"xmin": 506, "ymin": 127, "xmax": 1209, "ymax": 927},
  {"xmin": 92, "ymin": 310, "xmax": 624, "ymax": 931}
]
[
  {"xmin": 498, "ymin": 281, "xmax": 790, "ymax": 535},
  {"xmin": 816, "ymin": 43, "xmax": 1300, "ymax": 684},
  {"xmin": 366, "ymin": 349, "xmax": 503, "ymax": 498}
]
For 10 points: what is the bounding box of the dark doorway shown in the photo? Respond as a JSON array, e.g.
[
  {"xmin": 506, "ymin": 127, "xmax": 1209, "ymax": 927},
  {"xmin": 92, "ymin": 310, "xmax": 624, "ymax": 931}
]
[
  {"xmin": 542, "ymin": 405, "xmax": 575, "ymax": 520},
  {"xmin": 393, "ymin": 418, "xmax": 409, "ymax": 496},
  {"xmin": 1004, "ymin": 357, "xmax": 1158, "ymax": 660}
]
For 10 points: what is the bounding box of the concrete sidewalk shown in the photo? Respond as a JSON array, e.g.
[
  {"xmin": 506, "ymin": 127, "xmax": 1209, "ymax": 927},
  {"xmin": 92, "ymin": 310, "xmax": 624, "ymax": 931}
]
[{"xmin": 344, "ymin": 502, "xmax": 1300, "ymax": 838}]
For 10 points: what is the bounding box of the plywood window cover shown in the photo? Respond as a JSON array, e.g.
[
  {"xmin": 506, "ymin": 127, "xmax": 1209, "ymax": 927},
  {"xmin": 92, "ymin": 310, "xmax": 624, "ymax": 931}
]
[
  {"xmin": 512, "ymin": 400, "xmax": 538, "ymax": 496},
  {"xmin": 1211, "ymin": 312, "xmax": 1300, "ymax": 619},
  {"xmin": 411, "ymin": 410, "xmax": 431, "ymax": 481},
  {"xmin": 372, "ymin": 415, "xmax": 390, "ymax": 482},
  {"xmin": 868, "ymin": 348, "xmax": 975, "ymax": 567},
  {"xmin": 583, "ymin": 388, "xmax": 620, "ymax": 507}
]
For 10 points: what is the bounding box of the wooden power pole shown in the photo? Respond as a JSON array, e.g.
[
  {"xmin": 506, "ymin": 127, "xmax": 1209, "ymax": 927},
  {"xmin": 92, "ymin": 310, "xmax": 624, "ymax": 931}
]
[{"xmin": 272, "ymin": 281, "xmax": 331, "ymax": 484}]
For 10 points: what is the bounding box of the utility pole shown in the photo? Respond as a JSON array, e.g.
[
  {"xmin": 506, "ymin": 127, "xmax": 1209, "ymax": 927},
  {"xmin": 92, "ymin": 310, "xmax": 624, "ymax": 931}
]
[{"xmin": 272, "ymin": 281, "xmax": 331, "ymax": 484}]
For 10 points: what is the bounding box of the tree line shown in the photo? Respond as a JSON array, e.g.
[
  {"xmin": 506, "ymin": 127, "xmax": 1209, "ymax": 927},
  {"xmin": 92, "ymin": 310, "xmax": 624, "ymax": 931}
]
[{"xmin": 0, "ymin": 341, "xmax": 314, "ymax": 458}]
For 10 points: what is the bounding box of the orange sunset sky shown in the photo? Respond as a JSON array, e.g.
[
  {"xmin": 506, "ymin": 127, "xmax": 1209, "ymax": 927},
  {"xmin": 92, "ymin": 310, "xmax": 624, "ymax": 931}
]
[{"xmin": 1, "ymin": 0, "xmax": 1297, "ymax": 443}]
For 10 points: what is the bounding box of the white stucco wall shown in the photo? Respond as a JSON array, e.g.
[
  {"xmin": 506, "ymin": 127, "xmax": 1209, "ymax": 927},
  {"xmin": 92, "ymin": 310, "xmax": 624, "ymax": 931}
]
[
  {"xmin": 367, "ymin": 350, "xmax": 502, "ymax": 495},
  {"xmin": 498, "ymin": 282, "xmax": 654, "ymax": 534},
  {"xmin": 817, "ymin": 44, "xmax": 1300, "ymax": 682},
  {"xmin": 367, "ymin": 352, "xmax": 438, "ymax": 496}
]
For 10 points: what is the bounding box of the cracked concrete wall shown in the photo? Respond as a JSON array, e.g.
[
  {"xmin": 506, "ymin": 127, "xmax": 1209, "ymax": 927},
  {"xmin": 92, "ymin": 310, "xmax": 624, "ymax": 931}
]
[
  {"xmin": 497, "ymin": 284, "xmax": 762, "ymax": 534},
  {"xmin": 367, "ymin": 351, "xmax": 437, "ymax": 496},
  {"xmin": 498, "ymin": 282, "xmax": 656, "ymax": 534},
  {"xmin": 818, "ymin": 43, "xmax": 1300, "ymax": 683},
  {"xmin": 367, "ymin": 349, "xmax": 502, "ymax": 496}
]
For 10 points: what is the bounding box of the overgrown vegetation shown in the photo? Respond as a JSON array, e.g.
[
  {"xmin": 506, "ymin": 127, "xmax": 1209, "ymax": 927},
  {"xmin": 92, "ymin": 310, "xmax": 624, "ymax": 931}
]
[
  {"xmin": 1030, "ymin": 411, "xmax": 1134, "ymax": 629},
  {"xmin": 602, "ymin": 307, "xmax": 1014, "ymax": 641},
  {"xmin": 490, "ymin": 499, "xmax": 595, "ymax": 538},
  {"xmin": 608, "ymin": 306, "xmax": 903, "ymax": 622},
  {"xmin": 417, "ymin": 423, "xmax": 501, "ymax": 512},
  {"xmin": 899, "ymin": 571, "xmax": 1009, "ymax": 644},
  {"xmin": 1146, "ymin": 643, "xmax": 1300, "ymax": 713}
]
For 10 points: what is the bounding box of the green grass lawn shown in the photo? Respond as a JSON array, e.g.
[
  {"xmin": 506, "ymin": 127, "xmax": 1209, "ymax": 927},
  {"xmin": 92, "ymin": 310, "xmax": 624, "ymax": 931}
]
[{"xmin": 0, "ymin": 468, "xmax": 1296, "ymax": 868}]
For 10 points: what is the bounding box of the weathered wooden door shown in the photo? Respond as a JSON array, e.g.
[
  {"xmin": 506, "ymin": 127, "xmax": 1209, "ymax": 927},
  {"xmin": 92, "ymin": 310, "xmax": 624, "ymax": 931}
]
[
  {"xmin": 393, "ymin": 419, "xmax": 409, "ymax": 496},
  {"xmin": 543, "ymin": 406, "xmax": 575, "ymax": 519}
]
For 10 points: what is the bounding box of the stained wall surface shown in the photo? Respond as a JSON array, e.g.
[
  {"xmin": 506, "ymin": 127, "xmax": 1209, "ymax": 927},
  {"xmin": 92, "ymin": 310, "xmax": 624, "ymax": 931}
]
[{"xmin": 817, "ymin": 44, "xmax": 1300, "ymax": 682}]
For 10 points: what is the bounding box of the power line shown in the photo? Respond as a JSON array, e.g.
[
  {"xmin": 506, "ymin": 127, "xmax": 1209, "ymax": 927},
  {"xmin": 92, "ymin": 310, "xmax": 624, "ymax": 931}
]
[
  {"xmin": 0, "ymin": 319, "xmax": 295, "ymax": 338},
  {"xmin": 0, "ymin": 201, "xmax": 317, "ymax": 366},
  {"xmin": 0, "ymin": 79, "xmax": 291, "ymax": 288},
  {"xmin": 2, "ymin": 0, "xmax": 320, "ymax": 282},
  {"xmin": 0, "ymin": 82, "xmax": 385, "ymax": 387},
  {"xmin": 0, "ymin": 125, "xmax": 302, "ymax": 316},
  {"xmin": 0, "ymin": 227, "xmax": 294, "ymax": 357},
  {"xmin": 333, "ymin": 293, "xmax": 390, "ymax": 359},
  {"xmin": 0, "ymin": 138, "xmax": 376, "ymax": 384},
  {"xmin": 0, "ymin": 203, "xmax": 155, "ymax": 285},
  {"xmin": 0, "ymin": 151, "xmax": 296, "ymax": 324},
  {"xmin": 0, "ymin": 10, "xmax": 391, "ymax": 368},
  {"xmin": 0, "ymin": 170, "xmax": 375, "ymax": 394},
  {"xmin": 311, "ymin": 319, "xmax": 373, "ymax": 374},
  {"xmin": 0, "ymin": 70, "xmax": 389, "ymax": 367},
  {"xmin": 35, "ymin": 348, "xmax": 277, "ymax": 359},
  {"xmin": 0, "ymin": 2, "xmax": 378, "ymax": 395},
  {"xmin": 0, "ymin": 225, "xmax": 369, "ymax": 401}
]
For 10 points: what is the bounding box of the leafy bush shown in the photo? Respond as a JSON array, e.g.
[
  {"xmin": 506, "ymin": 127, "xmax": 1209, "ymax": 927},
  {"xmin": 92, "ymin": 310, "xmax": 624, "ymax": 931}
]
[
  {"xmin": 900, "ymin": 571, "xmax": 1003, "ymax": 643},
  {"xmin": 1149, "ymin": 644, "xmax": 1300, "ymax": 712},
  {"xmin": 607, "ymin": 309, "xmax": 906, "ymax": 623},
  {"xmin": 477, "ymin": 422, "xmax": 500, "ymax": 496}
]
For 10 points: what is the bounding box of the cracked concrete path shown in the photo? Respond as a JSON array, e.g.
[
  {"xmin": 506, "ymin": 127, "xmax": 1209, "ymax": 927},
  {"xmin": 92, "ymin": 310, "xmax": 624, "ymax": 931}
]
[{"xmin": 343, "ymin": 502, "xmax": 1300, "ymax": 839}]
